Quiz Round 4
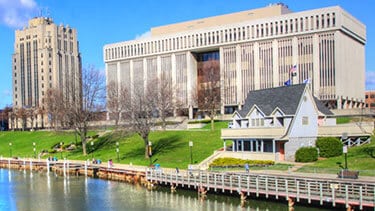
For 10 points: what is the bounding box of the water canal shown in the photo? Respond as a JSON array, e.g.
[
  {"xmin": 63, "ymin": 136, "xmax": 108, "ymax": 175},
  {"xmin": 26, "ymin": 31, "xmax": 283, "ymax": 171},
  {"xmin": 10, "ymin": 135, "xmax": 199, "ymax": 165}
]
[{"xmin": 0, "ymin": 168, "xmax": 330, "ymax": 211}]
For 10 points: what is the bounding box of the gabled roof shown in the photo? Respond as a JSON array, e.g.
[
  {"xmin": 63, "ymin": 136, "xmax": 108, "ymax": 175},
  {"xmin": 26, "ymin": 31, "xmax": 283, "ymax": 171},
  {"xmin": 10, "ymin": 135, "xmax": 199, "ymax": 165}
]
[
  {"xmin": 238, "ymin": 84, "xmax": 307, "ymax": 117},
  {"xmin": 313, "ymin": 96, "xmax": 334, "ymax": 115}
]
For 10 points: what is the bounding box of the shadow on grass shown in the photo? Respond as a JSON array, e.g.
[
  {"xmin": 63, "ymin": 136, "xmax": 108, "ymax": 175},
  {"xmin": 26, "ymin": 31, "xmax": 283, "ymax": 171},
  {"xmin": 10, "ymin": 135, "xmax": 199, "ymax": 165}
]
[{"xmin": 122, "ymin": 135, "xmax": 185, "ymax": 159}]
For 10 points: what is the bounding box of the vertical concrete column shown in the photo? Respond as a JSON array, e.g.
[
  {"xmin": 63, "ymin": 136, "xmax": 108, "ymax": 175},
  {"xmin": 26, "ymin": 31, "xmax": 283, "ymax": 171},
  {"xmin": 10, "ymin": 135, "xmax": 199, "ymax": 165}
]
[
  {"xmin": 129, "ymin": 60, "xmax": 134, "ymax": 97},
  {"xmin": 189, "ymin": 105, "xmax": 193, "ymax": 119},
  {"xmin": 219, "ymin": 47, "xmax": 225, "ymax": 115},
  {"xmin": 254, "ymin": 42, "xmax": 260, "ymax": 89},
  {"xmin": 171, "ymin": 54, "xmax": 177, "ymax": 116},
  {"xmin": 143, "ymin": 58, "xmax": 147, "ymax": 82},
  {"xmin": 187, "ymin": 52, "xmax": 196, "ymax": 119},
  {"xmin": 117, "ymin": 61, "xmax": 122, "ymax": 121},
  {"xmin": 337, "ymin": 96, "xmax": 342, "ymax": 109},
  {"xmin": 292, "ymin": 37, "xmax": 298, "ymax": 85},
  {"xmin": 313, "ymin": 34, "xmax": 320, "ymax": 97},
  {"xmin": 236, "ymin": 44, "xmax": 242, "ymax": 109},
  {"xmin": 272, "ymin": 39, "xmax": 279, "ymax": 87},
  {"xmin": 157, "ymin": 56, "xmax": 161, "ymax": 79}
]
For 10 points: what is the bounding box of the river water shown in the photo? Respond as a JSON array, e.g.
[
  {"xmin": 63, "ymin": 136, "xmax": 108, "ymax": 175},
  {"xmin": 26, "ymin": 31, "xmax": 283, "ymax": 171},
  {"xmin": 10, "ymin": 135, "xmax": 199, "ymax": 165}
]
[{"xmin": 0, "ymin": 168, "xmax": 329, "ymax": 211}]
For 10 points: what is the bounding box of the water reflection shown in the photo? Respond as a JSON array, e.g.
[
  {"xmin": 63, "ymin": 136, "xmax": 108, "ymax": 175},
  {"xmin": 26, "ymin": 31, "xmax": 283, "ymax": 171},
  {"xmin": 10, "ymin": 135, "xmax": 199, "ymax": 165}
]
[{"xmin": 0, "ymin": 169, "xmax": 329, "ymax": 211}]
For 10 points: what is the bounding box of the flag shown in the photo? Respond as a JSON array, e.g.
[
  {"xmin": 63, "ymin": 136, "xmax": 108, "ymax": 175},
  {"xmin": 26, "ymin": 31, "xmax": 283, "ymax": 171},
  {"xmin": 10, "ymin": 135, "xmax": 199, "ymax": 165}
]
[
  {"xmin": 303, "ymin": 78, "xmax": 310, "ymax": 84},
  {"xmin": 290, "ymin": 65, "xmax": 297, "ymax": 76},
  {"xmin": 284, "ymin": 79, "xmax": 291, "ymax": 86}
]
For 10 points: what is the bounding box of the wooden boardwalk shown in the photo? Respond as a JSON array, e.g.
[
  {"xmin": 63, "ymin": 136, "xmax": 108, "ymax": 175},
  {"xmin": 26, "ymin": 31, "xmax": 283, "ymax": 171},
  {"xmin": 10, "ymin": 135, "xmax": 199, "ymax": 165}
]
[
  {"xmin": 1, "ymin": 158, "xmax": 374, "ymax": 209},
  {"xmin": 147, "ymin": 169, "xmax": 375, "ymax": 210}
]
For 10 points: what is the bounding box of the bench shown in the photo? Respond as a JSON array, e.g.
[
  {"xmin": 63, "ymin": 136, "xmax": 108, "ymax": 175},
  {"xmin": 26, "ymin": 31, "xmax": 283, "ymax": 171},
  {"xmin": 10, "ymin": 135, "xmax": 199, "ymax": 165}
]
[{"xmin": 337, "ymin": 169, "xmax": 359, "ymax": 179}]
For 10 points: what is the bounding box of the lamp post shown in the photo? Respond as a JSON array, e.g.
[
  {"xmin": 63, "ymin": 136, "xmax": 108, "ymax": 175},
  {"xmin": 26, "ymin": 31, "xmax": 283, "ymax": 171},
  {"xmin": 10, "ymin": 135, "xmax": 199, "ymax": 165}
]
[
  {"xmin": 342, "ymin": 132, "xmax": 348, "ymax": 170},
  {"xmin": 9, "ymin": 142, "xmax": 12, "ymax": 158},
  {"xmin": 91, "ymin": 141, "xmax": 94, "ymax": 159},
  {"xmin": 343, "ymin": 146, "xmax": 348, "ymax": 170},
  {"xmin": 60, "ymin": 142, "xmax": 63, "ymax": 159},
  {"xmin": 116, "ymin": 142, "xmax": 119, "ymax": 162},
  {"xmin": 148, "ymin": 141, "xmax": 152, "ymax": 166},
  {"xmin": 33, "ymin": 142, "xmax": 36, "ymax": 158},
  {"xmin": 189, "ymin": 141, "xmax": 193, "ymax": 164}
]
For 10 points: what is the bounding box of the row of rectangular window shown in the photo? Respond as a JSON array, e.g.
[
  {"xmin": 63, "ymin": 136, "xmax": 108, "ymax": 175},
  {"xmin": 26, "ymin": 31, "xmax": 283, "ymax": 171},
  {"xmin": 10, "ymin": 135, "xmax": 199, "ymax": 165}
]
[{"xmin": 105, "ymin": 12, "xmax": 336, "ymax": 60}]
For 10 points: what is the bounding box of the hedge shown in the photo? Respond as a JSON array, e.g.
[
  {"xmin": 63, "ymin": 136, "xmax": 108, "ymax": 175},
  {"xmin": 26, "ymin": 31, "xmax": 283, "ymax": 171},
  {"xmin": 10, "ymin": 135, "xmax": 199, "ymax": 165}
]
[
  {"xmin": 295, "ymin": 147, "xmax": 318, "ymax": 162},
  {"xmin": 209, "ymin": 157, "xmax": 274, "ymax": 167},
  {"xmin": 316, "ymin": 137, "xmax": 343, "ymax": 158}
]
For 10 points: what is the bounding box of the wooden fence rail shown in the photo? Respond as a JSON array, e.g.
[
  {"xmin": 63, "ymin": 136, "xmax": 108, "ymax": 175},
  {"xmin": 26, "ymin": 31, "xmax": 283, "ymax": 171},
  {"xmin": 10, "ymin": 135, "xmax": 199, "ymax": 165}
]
[{"xmin": 147, "ymin": 169, "xmax": 375, "ymax": 209}]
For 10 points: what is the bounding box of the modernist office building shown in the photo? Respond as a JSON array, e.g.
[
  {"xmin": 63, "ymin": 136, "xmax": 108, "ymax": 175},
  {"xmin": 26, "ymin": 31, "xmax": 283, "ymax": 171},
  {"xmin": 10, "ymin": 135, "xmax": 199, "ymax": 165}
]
[
  {"xmin": 11, "ymin": 17, "xmax": 82, "ymax": 129},
  {"xmin": 104, "ymin": 3, "xmax": 366, "ymax": 119}
]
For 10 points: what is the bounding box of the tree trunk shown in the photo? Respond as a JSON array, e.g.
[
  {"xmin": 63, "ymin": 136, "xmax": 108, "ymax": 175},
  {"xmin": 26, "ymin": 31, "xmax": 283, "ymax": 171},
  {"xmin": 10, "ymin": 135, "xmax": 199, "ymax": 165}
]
[
  {"xmin": 81, "ymin": 132, "xmax": 87, "ymax": 155},
  {"xmin": 144, "ymin": 137, "xmax": 149, "ymax": 159},
  {"xmin": 210, "ymin": 116, "xmax": 215, "ymax": 131}
]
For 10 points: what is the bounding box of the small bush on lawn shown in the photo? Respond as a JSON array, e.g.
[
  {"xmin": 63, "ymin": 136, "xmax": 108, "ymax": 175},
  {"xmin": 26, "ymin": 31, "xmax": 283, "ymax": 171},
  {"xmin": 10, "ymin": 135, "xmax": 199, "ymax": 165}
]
[
  {"xmin": 316, "ymin": 137, "xmax": 343, "ymax": 158},
  {"xmin": 209, "ymin": 157, "xmax": 274, "ymax": 167},
  {"xmin": 295, "ymin": 147, "xmax": 318, "ymax": 162}
]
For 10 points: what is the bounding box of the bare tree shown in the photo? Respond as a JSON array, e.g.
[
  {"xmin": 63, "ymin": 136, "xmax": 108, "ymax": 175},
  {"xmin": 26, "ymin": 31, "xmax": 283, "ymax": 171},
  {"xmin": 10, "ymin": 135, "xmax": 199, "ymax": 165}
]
[
  {"xmin": 15, "ymin": 107, "xmax": 28, "ymax": 131},
  {"xmin": 44, "ymin": 88, "xmax": 65, "ymax": 130},
  {"xmin": 154, "ymin": 74, "xmax": 182, "ymax": 130},
  {"xmin": 26, "ymin": 107, "xmax": 36, "ymax": 130},
  {"xmin": 36, "ymin": 106, "xmax": 46, "ymax": 129},
  {"xmin": 196, "ymin": 59, "xmax": 221, "ymax": 131},
  {"xmin": 122, "ymin": 82, "xmax": 157, "ymax": 159},
  {"xmin": 0, "ymin": 106, "xmax": 12, "ymax": 130},
  {"xmin": 106, "ymin": 81, "xmax": 129, "ymax": 127},
  {"xmin": 69, "ymin": 65, "xmax": 105, "ymax": 155}
]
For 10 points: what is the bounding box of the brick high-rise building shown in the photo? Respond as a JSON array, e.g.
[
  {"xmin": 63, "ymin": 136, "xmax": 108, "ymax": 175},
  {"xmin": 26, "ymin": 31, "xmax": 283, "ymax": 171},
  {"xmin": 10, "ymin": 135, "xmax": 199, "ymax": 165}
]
[{"xmin": 11, "ymin": 17, "xmax": 82, "ymax": 129}]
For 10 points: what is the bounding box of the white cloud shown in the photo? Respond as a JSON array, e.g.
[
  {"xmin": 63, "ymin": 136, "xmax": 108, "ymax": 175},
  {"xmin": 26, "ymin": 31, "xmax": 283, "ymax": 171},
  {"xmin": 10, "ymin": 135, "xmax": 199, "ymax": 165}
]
[
  {"xmin": 20, "ymin": 0, "xmax": 36, "ymax": 8},
  {"xmin": 366, "ymin": 71, "xmax": 375, "ymax": 90},
  {"xmin": 2, "ymin": 89, "xmax": 11, "ymax": 96},
  {"xmin": 135, "ymin": 30, "xmax": 151, "ymax": 40},
  {"xmin": 0, "ymin": 0, "xmax": 38, "ymax": 28}
]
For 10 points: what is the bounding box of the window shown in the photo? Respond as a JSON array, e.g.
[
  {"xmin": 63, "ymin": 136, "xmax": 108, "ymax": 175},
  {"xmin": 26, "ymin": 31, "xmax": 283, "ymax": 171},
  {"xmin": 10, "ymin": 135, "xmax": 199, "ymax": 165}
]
[{"xmin": 302, "ymin": 116, "xmax": 309, "ymax": 125}]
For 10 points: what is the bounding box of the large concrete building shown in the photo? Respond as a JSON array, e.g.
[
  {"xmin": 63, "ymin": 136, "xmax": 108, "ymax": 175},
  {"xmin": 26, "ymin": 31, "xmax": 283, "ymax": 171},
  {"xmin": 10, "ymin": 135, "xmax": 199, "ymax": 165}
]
[
  {"xmin": 11, "ymin": 17, "xmax": 82, "ymax": 129},
  {"xmin": 104, "ymin": 3, "xmax": 366, "ymax": 119}
]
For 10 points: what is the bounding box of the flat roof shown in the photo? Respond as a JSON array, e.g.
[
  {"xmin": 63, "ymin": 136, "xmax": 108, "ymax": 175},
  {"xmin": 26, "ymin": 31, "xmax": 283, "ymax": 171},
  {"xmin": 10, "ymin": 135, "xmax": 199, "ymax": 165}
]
[{"xmin": 151, "ymin": 3, "xmax": 291, "ymax": 36}]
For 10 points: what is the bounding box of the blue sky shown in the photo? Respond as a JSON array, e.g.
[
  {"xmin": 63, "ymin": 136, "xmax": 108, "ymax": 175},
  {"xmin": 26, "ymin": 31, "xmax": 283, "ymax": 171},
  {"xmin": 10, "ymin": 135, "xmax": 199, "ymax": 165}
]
[{"xmin": 0, "ymin": 0, "xmax": 374, "ymax": 108}]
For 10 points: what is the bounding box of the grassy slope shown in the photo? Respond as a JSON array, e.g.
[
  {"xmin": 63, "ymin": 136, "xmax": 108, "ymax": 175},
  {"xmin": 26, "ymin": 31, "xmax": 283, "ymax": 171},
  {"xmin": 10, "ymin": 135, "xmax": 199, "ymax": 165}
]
[
  {"xmin": 0, "ymin": 122, "xmax": 227, "ymax": 169},
  {"xmin": 298, "ymin": 139, "xmax": 375, "ymax": 176},
  {"xmin": 0, "ymin": 123, "xmax": 374, "ymax": 173}
]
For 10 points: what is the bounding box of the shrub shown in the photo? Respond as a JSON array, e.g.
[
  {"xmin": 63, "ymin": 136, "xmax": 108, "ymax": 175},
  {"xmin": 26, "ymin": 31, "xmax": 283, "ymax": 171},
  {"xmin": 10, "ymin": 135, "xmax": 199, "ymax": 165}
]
[
  {"xmin": 316, "ymin": 137, "xmax": 343, "ymax": 157},
  {"xmin": 295, "ymin": 147, "xmax": 318, "ymax": 162}
]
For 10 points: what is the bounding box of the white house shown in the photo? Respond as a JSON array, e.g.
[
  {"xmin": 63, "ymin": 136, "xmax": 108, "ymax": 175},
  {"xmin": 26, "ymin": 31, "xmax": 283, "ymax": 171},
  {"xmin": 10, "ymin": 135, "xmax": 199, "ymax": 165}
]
[{"xmin": 221, "ymin": 83, "xmax": 336, "ymax": 161}]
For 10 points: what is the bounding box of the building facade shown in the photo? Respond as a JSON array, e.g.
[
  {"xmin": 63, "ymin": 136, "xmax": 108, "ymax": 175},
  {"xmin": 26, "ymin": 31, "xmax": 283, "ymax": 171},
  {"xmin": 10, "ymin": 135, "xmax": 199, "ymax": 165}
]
[
  {"xmin": 104, "ymin": 3, "xmax": 366, "ymax": 119},
  {"xmin": 11, "ymin": 17, "xmax": 82, "ymax": 129}
]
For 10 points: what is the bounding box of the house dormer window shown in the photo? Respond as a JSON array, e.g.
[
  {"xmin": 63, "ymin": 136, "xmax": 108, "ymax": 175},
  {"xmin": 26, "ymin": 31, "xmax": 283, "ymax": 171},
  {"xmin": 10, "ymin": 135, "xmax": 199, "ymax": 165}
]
[{"xmin": 251, "ymin": 118, "xmax": 264, "ymax": 126}]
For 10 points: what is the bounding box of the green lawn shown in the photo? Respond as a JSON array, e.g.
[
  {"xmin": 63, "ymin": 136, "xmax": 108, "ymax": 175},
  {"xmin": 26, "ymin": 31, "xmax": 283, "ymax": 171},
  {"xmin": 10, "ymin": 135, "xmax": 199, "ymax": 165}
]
[
  {"xmin": 297, "ymin": 139, "xmax": 375, "ymax": 176},
  {"xmin": 0, "ymin": 122, "xmax": 227, "ymax": 169},
  {"xmin": 1, "ymin": 122, "xmax": 374, "ymax": 175}
]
